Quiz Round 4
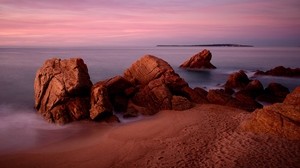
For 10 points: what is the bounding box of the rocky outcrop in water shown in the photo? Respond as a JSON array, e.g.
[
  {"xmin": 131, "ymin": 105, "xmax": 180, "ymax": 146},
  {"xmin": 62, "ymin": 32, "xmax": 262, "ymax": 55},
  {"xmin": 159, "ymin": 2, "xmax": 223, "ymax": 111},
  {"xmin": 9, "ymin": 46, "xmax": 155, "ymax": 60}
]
[
  {"xmin": 255, "ymin": 66, "xmax": 300, "ymax": 77},
  {"xmin": 242, "ymin": 86, "xmax": 300, "ymax": 140},
  {"xmin": 34, "ymin": 55, "xmax": 208, "ymax": 123},
  {"xmin": 34, "ymin": 58, "xmax": 92, "ymax": 124},
  {"xmin": 257, "ymin": 83, "xmax": 290, "ymax": 103},
  {"xmin": 124, "ymin": 55, "xmax": 206, "ymax": 114},
  {"xmin": 180, "ymin": 49, "xmax": 216, "ymax": 69}
]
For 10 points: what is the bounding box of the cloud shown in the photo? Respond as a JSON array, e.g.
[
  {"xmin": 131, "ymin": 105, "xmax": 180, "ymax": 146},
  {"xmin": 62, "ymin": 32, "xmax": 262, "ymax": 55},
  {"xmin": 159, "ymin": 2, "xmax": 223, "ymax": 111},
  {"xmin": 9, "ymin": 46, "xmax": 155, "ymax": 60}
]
[{"xmin": 0, "ymin": 0, "xmax": 300, "ymax": 46}]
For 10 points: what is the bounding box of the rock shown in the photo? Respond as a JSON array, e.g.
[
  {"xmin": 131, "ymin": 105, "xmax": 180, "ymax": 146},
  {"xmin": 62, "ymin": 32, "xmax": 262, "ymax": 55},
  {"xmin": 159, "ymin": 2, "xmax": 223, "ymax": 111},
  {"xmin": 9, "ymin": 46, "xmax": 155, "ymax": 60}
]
[
  {"xmin": 171, "ymin": 96, "xmax": 193, "ymax": 111},
  {"xmin": 207, "ymin": 89, "xmax": 233, "ymax": 106},
  {"xmin": 242, "ymin": 86, "xmax": 300, "ymax": 140},
  {"xmin": 98, "ymin": 76, "xmax": 133, "ymax": 112},
  {"xmin": 224, "ymin": 70, "xmax": 250, "ymax": 89},
  {"xmin": 207, "ymin": 89, "xmax": 262, "ymax": 112},
  {"xmin": 89, "ymin": 83, "xmax": 113, "ymax": 120},
  {"xmin": 255, "ymin": 66, "xmax": 300, "ymax": 77},
  {"xmin": 132, "ymin": 78, "xmax": 172, "ymax": 115},
  {"xmin": 124, "ymin": 55, "xmax": 205, "ymax": 115},
  {"xmin": 235, "ymin": 80, "xmax": 264, "ymax": 98},
  {"xmin": 180, "ymin": 49, "xmax": 216, "ymax": 69},
  {"xmin": 257, "ymin": 83, "xmax": 290, "ymax": 103},
  {"xmin": 34, "ymin": 58, "xmax": 92, "ymax": 124}
]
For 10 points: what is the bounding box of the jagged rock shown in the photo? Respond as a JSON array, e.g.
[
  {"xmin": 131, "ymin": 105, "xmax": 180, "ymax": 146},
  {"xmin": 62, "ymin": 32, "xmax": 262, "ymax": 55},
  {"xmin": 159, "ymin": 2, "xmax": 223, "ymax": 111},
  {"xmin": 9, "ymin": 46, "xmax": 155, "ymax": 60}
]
[
  {"xmin": 242, "ymin": 86, "xmax": 300, "ymax": 140},
  {"xmin": 255, "ymin": 66, "xmax": 300, "ymax": 77},
  {"xmin": 171, "ymin": 96, "xmax": 193, "ymax": 111},
  {"xmin": 123, "ymin": 55, "xmax": 205, "ymax": 115},
  {"xmin": 225, "ymin": 70, "xmax": 250, "ymax": 89},
  {"xmin": 180, "ymin": 49, "xmax": 216, "ymax": 69},
  {"xmin": 90, "ymin": 83, "xmax": 113, "ymax": 120},
  {"xmin": 257, "ymin": 83, "xmax": 290, "ymax": 103},
  {"xmin": 34, "ymin": 58, "xmax": 92, "ymax": 124}
]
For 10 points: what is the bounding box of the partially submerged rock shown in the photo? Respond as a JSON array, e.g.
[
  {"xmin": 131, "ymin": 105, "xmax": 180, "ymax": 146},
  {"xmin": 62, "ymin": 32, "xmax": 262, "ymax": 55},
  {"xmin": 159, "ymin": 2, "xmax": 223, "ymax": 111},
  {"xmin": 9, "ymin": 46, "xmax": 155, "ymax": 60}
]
[
  {"xmin": 180, "ymin": 49, "xmax": 216, "ymax": 69},
  {"xmin": 34, "ymin": 58, "xmax": 92, "ymax": 124},
  {"xmin": 225, "ymin": 70, "xmax": 250, "ymax": 89},
  {"xmin": 242, "ymin": 86, "xmax": 300, "ymax": 140},
  {"xmin": 255, "ymin": 66, "xmax": 300, "ymax": 77}
]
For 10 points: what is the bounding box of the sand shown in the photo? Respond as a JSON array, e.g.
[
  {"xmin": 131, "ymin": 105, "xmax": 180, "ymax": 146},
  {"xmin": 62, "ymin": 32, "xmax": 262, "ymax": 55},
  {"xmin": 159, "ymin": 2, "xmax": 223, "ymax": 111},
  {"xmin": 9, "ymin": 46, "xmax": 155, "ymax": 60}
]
[{"xmin": 0, "ymin": 104, "xmax": 299, "ymax": 168}]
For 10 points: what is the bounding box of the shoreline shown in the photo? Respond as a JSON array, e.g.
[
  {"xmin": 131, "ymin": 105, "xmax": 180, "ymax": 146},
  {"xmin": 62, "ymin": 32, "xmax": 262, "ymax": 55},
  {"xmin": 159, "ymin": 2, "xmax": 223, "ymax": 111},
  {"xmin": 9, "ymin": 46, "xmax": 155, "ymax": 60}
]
[{"xmin": 1, "ymin": 104, "xmax": 299, "ymax": 168}]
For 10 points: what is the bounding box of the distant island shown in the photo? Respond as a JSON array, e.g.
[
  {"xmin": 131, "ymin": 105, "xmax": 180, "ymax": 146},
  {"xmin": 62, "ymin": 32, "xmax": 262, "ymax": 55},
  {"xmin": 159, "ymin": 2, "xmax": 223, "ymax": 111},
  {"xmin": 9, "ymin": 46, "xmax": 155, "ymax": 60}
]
[{"xmin": 157, "ymin": 44, "xmax": 254, "ymax": 47}]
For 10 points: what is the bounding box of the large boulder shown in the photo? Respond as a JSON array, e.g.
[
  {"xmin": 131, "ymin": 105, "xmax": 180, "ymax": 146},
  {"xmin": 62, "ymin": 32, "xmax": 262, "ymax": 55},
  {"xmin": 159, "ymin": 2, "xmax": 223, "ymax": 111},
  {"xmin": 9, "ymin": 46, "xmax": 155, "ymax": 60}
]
[
  {"xmin": 235, "ymin": 80, "xmax": 264, "ymax": 98},
  {"xmin": 242, "ymin": 86, "xmax": 300, "ymax": 140},
  {"xmin": 180, "ymin": 49, "xmax": 216, "ymax": 69},
  {"xmin": 224, "ymin": 70, "xmax": 250, "ymax": 89},
  {"xmin": 255, "ymin": 66, "xmax": 300, "ymax": 77},
  {"xmin": 123, "ymin": 55, "xmax": 205, "ymax": 114},
  {"xmin": 34, "ymin": 58, "xmax": 92, "ymax": 124}
]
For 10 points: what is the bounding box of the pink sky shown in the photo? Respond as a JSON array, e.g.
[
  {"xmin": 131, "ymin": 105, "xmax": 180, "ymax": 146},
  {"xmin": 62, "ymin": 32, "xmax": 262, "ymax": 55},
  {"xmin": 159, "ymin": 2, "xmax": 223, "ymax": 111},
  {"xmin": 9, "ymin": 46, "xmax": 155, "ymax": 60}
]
[{"xmin": 0, "ymin": 0, "xmax": 300, "ymax": 47}]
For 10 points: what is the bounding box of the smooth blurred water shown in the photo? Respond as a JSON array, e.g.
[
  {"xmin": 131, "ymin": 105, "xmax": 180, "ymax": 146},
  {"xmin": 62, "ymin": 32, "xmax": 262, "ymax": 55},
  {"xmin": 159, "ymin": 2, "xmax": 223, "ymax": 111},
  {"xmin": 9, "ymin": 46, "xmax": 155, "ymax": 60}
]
[{"xmin": 0, "ymin": 46, "xmax": 300, "ymax": 153}]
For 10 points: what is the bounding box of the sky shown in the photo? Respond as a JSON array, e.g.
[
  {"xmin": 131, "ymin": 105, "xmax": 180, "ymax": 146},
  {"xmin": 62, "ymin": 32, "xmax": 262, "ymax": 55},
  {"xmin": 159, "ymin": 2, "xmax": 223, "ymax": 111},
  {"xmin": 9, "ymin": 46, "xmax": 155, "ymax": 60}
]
[{"xmin": 0, "ymin": 0, "xmax": 300, "ymax": 47}]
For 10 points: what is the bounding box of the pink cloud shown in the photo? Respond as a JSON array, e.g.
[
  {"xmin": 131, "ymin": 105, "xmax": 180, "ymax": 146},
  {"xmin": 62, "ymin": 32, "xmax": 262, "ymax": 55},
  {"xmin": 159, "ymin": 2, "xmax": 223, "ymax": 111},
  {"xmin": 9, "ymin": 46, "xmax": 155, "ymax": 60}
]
[{"xmin": 0, "ymin": 0, "xmax": 299, "ymax": 46}]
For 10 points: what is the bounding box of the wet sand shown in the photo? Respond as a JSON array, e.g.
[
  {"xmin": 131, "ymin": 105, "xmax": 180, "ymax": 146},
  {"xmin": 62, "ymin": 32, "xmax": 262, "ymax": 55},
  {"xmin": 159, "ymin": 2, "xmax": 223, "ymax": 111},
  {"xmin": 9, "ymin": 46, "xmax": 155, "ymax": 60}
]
[{"xmin": 0, "ymin": 104, "xmax": 299, "ymax": 168}]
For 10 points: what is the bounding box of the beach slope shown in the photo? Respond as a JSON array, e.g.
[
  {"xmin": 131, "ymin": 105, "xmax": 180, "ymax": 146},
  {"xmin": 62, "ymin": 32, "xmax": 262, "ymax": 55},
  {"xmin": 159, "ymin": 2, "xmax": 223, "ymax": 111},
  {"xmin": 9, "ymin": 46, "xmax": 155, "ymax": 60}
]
[{"xmin": 0, "ymin": 104, "xmax": 299, "ymax": 168}]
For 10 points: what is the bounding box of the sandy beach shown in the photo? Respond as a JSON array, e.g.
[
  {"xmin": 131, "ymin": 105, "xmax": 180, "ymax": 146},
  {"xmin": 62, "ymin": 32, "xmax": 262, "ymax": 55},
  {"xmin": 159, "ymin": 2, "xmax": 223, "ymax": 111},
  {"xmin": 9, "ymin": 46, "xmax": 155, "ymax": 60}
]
[{"xmin": 0, "ymin": 104, "xmax": 299, "ymax": 168}]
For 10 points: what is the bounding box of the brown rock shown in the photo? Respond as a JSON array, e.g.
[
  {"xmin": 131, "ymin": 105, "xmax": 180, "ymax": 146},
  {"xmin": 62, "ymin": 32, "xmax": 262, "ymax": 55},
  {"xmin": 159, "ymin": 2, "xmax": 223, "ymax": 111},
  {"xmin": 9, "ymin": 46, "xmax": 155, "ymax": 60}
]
[
  {"xmin": 255, "ymin": 66, "xmax": 300, "ymax": 77},
  {"xmin": 207, "ymin": 89, "xmax": 262, "ymax": 112},
  {"xmin": 132, "ymin": 78, "xmax": 172, "ymax": 115},
  {"xmin": 235, "ymin": 80, "xmax": 264, "ymax": 98},
  {"xmin": 180, "ymin": 49, "xmax": 216, "ymax": 69},
  {"xmin": 124, "ymin": 55, "xmax": 176, "ymax": 85},
  {"xmin": 242, "ymin": 86, "xmax": 300, "ymax": 140},
  {"xmin": 225, "ymin": 70, "xmax": 250, "ymax": 89},
  {"xmin": 257, "ymin": 83, "xmax": 290, "ymax": 103},
  {"xmin": 171, "ymin": 96, "xmax": 193, "ymax": 111},
  {"xmin": 90, "ymin": 83, "xmax": 113, "ymax": 120},
  {"xmin": 34, "ymin": 58, "xmax": 92, "ymax": 124},
  {"xmin": 123, "ymin": 55, "xmax": 206, "ymax": 115},
  {"xmin": 96, "ymin": 76, "xmax": 133, "ymax": 112}
]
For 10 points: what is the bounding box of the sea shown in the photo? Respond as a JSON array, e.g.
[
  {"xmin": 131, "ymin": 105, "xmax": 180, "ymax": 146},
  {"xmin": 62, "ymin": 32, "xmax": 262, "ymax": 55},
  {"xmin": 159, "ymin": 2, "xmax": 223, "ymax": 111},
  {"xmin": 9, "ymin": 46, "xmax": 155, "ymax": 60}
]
[{"xmin": 1, "ymin": 46, "xmax": 300, "ymax": 153}]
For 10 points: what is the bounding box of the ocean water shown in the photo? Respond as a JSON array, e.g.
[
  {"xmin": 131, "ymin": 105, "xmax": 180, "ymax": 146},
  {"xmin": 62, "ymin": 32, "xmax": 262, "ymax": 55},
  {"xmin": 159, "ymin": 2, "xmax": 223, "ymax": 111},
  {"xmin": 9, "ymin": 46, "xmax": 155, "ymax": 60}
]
[{"xmin": 0, "ymin": 46, "xmax": 300, "ymax": 153}]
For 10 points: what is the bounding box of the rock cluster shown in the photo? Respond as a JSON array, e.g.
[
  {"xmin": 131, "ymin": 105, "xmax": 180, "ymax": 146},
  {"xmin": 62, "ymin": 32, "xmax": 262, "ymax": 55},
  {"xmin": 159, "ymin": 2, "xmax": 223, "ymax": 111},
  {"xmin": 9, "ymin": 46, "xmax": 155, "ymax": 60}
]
[
  {"xmin": 180, "ymin": 49, "xmax": 216, "ymax": 69},
  {"xmin": 242, "ymin": 86, "xmax": 300, "ymax": 140},
  {"xmin": 255, "ymin": 66, "xmax": 300, "ymax": 77},
  {"xmin": 34, "ymin": 56, "xmax": 207, "ymax": 124},
  {"xmin": 206, "ymin": 70, "xmax": 291, "ymax": 111}
]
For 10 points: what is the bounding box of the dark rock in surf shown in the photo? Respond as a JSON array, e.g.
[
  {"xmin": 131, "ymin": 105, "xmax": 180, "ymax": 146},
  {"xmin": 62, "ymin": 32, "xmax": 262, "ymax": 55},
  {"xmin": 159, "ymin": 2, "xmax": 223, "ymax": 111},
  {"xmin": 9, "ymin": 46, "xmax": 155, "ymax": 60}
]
[
  {"xmin": 225, "ymin": 70, "xmax": 250, "ymax": 89},
  {"xmin": 255, "ymin": 66, "xmax": 300, "ymax": 77}
]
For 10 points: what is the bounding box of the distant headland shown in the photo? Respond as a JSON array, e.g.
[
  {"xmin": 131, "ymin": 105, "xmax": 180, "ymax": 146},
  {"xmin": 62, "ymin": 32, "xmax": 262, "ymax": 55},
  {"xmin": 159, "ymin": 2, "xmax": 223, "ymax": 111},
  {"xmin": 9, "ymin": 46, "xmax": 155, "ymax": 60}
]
[{"xmin": 157, "ymin": 44, "xmax": 254, "ymax": 47}]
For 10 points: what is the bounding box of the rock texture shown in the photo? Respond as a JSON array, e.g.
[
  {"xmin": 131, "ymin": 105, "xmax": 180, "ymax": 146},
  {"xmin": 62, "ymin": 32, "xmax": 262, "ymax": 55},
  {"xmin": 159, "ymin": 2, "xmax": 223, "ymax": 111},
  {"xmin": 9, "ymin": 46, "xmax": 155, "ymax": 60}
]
[
  {"xmin": 124, "ymin": 55, "xmax": 205, "ymax": 114},
  {"xmin": 89, "ymin": 83, "xmax": 113, "ymax": 120},
  {"xmin": 34, "ymin": 58, "xmax": 92, "ymax": 124},
  {"xmin": 180, "ymin": 49, "xmax": 216, "ymax": 69},
  {"xmin": 225, "ymin": 70, "xmax": 250, "ymax": 89},
  {"xmin": 242, "ymin": 86, "xmax": 300, "ymax": 140},
  {"xmin": 255, "ymin": 66, "xmax": 300, "ymax": 77}
]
